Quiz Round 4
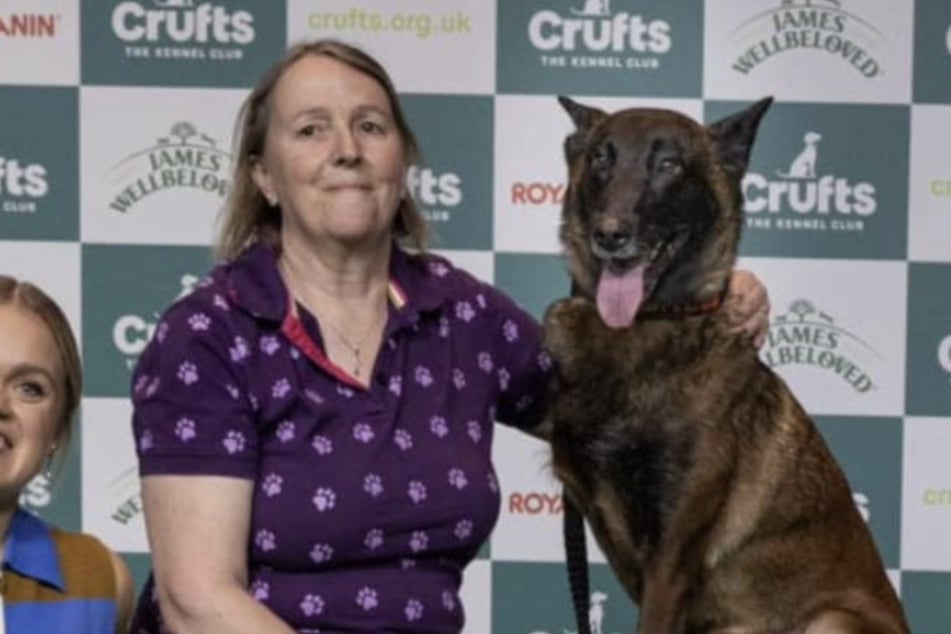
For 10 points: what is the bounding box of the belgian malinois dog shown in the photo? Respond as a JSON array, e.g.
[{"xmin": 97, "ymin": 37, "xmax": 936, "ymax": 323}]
[{"xmin": 542, "ymin": 97, "xmax": 909, "ymax": 633}]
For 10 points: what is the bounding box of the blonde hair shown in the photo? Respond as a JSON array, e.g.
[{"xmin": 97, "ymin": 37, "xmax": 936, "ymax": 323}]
[
  {"xmin": 217, "ymin": 39, "xmax": 428, "ymax": 262},
  {"xmin": 0, "ymin": 276, "xmax": 81, "ymax": 456}
]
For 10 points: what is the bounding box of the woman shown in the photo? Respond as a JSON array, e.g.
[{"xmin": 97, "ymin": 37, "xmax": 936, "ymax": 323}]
[
  {"xmin": 130, "ymin": 40, "xmax": 769, "ymax": 633},
  {"xmin": 0, "ymin": 276, "xmax": 134, "ymax": 633}
]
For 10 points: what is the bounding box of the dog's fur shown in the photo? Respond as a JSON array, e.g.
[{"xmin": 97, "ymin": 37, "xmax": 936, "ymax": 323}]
[{"xmin": 542, "ymin": 97, "xmax": 909, "ymax": 634}]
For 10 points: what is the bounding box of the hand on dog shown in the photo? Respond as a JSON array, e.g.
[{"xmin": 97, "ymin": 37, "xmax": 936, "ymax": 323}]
[{"xmin": 726, "ymin": 270, "xmax": 770, "ymax": 348}]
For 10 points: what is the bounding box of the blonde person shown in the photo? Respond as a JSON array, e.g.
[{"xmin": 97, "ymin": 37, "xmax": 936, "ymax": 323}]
[
  {"xmin": 0, "ymin": 276, "xmax": 134, "ymax": 633},
  {"xmin": 129, "ymin": 40, "xmax": 770, "ymax": 633}
]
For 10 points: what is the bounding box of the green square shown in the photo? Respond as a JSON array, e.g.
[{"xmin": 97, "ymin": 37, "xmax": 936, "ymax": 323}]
[
  {"xmin": 902, "ymin": 571, "xmax": 951, "ymax": 632},
  {"xmin": 906, "ymin": 263, "xmax": 951, "ymax": 416},
  {"xmin": 913, "ymin": 0, "xmax": 951, "ymax": 103},
  {"xmin": 493, "ymin": 253, "xmax": 569, "ymax": 322}
]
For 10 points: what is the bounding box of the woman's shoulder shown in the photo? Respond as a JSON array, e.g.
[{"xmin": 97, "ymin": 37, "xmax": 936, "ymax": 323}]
[{"xmin": 49, "ymin": 527, "xmax": 120, "ymax": 594}]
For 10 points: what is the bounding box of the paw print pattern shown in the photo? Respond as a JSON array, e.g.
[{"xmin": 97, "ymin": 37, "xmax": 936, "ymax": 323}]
[
  {"xmin": 408, "ymin": 480, "xmax": 427, "ymax": 504},
  {"xmin": 174, "ymin": 417, "xmax": 196, "ymax": 441},
  {"xmin": 394, "ymin": 429, "xmax": 413, "ymax": 451},
  {"xmin": 476, "ymin": 293, "xmax": 487, "ymax": 309},
  {"xmin": 213, "ymin": 294, "xmax": 229, "ymax": 311},
  {"xmin": 538, "ymin": 350, "xmax": 553, "ymax": 371},
  {"xmin": 155, "ymin": 322, "xmax": 169, "ymax": 344},
  {"xmin": 498, "ymin": 367, "xmax": 511, "ymax": 391},
  {"xmin": 414, "ymin": 366, "xmax": 433, "ymax": 387},
  {"xmin": 139, "ymin": 430, "xmax": 155, "ymax": 452},
  {"xmin": 452, "ymin": 369, "xmax": 466, "ymax": 390},
  {"xmin": 388, "ymin": 375, "xmax": 402, "ymax": 396},
  {"xmin": 488, "ymin": 472, "xmax": 499, "ymax": 493},
  {"xmin": 365, "ymin": 528, "xmax": 384, "ymax": 550},
  {"xmin": 409, "ymin": 531, "xmax": 429, "ymax": 553},
  {"xmin": 177, "ymin": 361, "xmax": 199, "ymax": 385},
  {"xmin": 312, "ymin": 487, "xmax": 337, "ymax": 512},
  {"xmin": 188, "ymin": 313, "xmax": 211, "ymax": 331},
  {"xmin": 272, "ymin": 377, "xmax": 291, "ymax": 398},
  {"xmin": 225, "ymin": 384, "xmax": 241, "ymax": 400},
  {"xmin": 442, "ymin": 590, "xmax": 456, "ymax": 612},
  {"xmin": 300, "ymin": 594, "xmax": 325, "ymax": 617},
  {"xmin": 353, "ymin": 422, "xmax": 375, "ymax": 443},
  {"xmin": 309, "ymin": 543, "xmax": 334, "ymax": 564},
  {"xmin": 259, "ymin": 335, "xmax": 280, "ymax": 355},
  {"xmin": 405, "ymin": 598, "xmax": 424, "ymax": 622},
  {"xmin": 438, "ymin": 316, "xmax": 451, "ymax": 338},
  {"xmin": 229, "ymin": 336, "xmax": 250, "ymax": 363},
  {"xmin": 502, "ymin": 319, "xmax": 519, "ymax": 342},
  {"xmin": 261, "ymin": 473, "xmax": 283, "ymax": 497},
  {"xmin": 356, "ymin": 587, "xmax": 379, "ymax": 611},
  {"xmin": 448, "ymin": 468, "xmax": 468, "ymax": 490},
  {"xmin": 222, "ymin": 430, "xmax": 246, "ymax": 454},
  {"xmin": 454, "ymin": 519, "xmax": 473, "ymax": 541},
  {"xmin": 255, "ymin": 529, "xmax": 276, "ymax": 552},
  {"xmin": 304, "ymin": 389, "xmax": 323, "ymax": 404},
  {"xmin": 251, "ymin": 580, "xmax": 270, "ymax": 602},
  {"xmin": 477, "ymin": 352, "xmax": 493, "ymax": 373},
  {"xmin": 312, "ymin": 435, "xmax": 333, "ymax": 455},
  {"xmin": 429, "ymin": 416, "xmax": 448, "ymax": 438},
  {"xmin": 276, "ymin": 420, "xmax": 295, "ymax": 442},
  {"xmin": 467, "ymin": 420, "xmax": 482, "ymax": 443},
  {"xmin": 429, "ymin": 260, "xmax": 449, "ymax": 277},
  {"xmin": 363, "ymin": 473, "xmax": 384, "ymax": 497},
  {"xmin": 455, "ymin": 301, "xmax": 475, "ymax": 322}
]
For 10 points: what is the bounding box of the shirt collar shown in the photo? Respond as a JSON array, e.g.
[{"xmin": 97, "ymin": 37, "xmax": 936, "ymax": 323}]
[
  {"xmin": 225, "ymin": 240, "xmax": 451, "ymax": 324},
  {"xmin": 4, "ymin": 508, "xmax": 66, "ymax": 591}
]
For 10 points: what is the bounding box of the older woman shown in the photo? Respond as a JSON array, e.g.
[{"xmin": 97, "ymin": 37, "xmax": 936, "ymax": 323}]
[{"xmin": 129, "ymin": 40, "xmax": 769, "ymax": 633}]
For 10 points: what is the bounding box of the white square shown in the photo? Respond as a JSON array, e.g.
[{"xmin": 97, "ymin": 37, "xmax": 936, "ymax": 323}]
[
  {"xmin": 0, "ymin": 241, "xmax": 80, "ymax": 348},
  {"xmin": 900, "ymin": 417, "xmax": 951, "ymax": 571},
  {"xmin": 460, "ymin": 559, "xmax": 491, "ymax": 634},
  {"xmin": 286, "ymin": 0, "xmax": 495, "ymax": 95},
  {"xmin": 80, "ymin": 397, "xmax": 148, "ymax": 553},
  {"xmin": 738, "ymin": 256, "xmax": 907, "ymax": 416},
  {"xmin": 433, "ymin": 249, "xmax": 494, "ymax": 285},
  {"xmin": 0, "ymin": 2, "xmax": 79, "ymax": 86},
  {"xmin": 704, "ymin": 0, "xmax": 913, "ymax": 104},
  {"xmin": 493, "ymin": 95, "xmax": 703, "ymax": 255},
  {"xmin": 909, "ymin": 105, "xmax": 951, "ymax": 262},
  {"xmin": 80, "ymin": 86, "xmax": 247, "ymax": 245}
]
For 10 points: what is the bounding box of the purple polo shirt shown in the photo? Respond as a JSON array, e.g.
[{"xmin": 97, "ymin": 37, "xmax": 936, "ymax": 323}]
[{"xmin": 129, "ymin": 241, "xmax": 551, "ymax": 633}]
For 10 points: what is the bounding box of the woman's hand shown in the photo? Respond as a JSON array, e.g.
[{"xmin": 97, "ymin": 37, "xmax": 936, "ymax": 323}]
[{"xmin": 725, "ymin": 270, "xmax": 771, "ymax": 348}]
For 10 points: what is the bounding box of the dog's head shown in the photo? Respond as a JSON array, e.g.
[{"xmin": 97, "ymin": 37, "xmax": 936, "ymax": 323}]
[
  {"xmin": 557, "ymin": 96, "xmax": 772, "ymax": 329},
  {"xmin": 803, "ymin": 131, "xmax": 822, "ymax": 145}
]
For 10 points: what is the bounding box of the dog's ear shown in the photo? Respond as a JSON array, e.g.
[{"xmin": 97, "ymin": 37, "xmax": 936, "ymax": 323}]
[
  {"xmin": 708, "ymin": 96, "xmax": 773, "ymax": 176},
  {"xmin": 558, "ymin": 96, "xmax": 607, "ymax": 163}
]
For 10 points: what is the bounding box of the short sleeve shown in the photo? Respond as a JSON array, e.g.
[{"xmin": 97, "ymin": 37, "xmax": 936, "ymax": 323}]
[
  {"xmin": 484, "ymin": 286, "xmax": 553, "ymax": 431},
  {"xmin": 131, "ymin": 292, "xmax": 259, "ymax": 479}
]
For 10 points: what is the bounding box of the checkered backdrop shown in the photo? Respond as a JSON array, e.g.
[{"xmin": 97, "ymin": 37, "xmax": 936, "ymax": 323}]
[{"xmin": 1, "ymin": 0, "xmax": 949, "ymax": 631}]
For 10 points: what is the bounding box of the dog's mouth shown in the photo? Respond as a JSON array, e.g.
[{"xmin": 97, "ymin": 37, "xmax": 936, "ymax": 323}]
[{"xmin": 593, "ymin": 237, "xmax": 683, "ymax": 329}]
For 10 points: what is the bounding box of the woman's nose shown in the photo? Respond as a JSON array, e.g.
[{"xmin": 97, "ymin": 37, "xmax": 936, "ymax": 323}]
[{"xmin": 332, "ymin": 128, "xmax": 362, "ymax": 167}]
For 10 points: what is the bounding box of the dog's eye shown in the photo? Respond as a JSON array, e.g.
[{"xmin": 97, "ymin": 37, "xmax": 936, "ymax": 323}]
[
  {"xmin": 590, "ymin": 145, "xmax": 612, "ymax": 171},
  {"xmin": 657, "ymin": 157, "xmax": 683, "ymax": 175}
]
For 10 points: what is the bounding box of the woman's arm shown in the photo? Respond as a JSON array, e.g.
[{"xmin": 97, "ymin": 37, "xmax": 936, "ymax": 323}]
[
  {"xmin": 726, "ymin": 269, "xmax": 771, "ymax": 348},
  {"xmin": 141, "ymin": 474, "xmax": 296, "ymax": 634}
]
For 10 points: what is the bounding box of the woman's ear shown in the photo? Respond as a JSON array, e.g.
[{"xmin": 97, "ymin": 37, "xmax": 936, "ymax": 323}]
[{"xmin": 251, "ymin": 157, "xmax": 277, "ymax": 207}]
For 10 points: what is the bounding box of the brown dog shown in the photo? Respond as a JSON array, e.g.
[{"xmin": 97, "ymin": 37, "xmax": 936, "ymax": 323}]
[{"xmin": 542, "ymin": 97, "xmax": 909, "ymax": 634}]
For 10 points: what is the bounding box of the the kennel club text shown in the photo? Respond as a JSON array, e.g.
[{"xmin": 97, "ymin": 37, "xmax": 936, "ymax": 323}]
[{"xmin": 528, "ymin": 5, "xmax": 671, "ymax": 70}]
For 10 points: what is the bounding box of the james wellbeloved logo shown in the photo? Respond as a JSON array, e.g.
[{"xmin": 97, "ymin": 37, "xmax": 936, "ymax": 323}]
[
  {"xmin": 106, "ymin": 121, "xmax": 231, "ymax": 213},
  {"xmin": 763, "ymin": 299, "xmax": 879, "ymax": 393},
  {"xmin": 728, "ymin": 0, "xmax": 884, "ymax": 78},
  {"xmin": 82, "ymin": 0, "xmax": 284, "ymax": 87},
  {"xmin": 744, "ymin": 128, "xmax": 876, "ymax": 234},
  {"xmin": 107, "ymin": 466, "xmax": 143, "ymax": 526},
  {"xmin": 0, "ymin": 12, "xmax": 60, "ymax": 38},
  {"xmin": 527, "ymin": 0, "xmax": 672, "ymax": 70},
  {"xmin": 497, "ymin": 0, "xmax": 702, "ymax": 97}
]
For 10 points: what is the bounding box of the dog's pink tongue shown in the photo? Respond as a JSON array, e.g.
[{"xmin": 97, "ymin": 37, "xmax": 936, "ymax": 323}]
[{"xmin": 596, "ymin": 265, "xmax": 645, "ymax": 329}]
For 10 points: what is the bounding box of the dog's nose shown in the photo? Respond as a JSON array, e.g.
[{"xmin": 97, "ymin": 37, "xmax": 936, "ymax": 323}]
[{"xmin": 593, "ymin": 227, "xmax": 631, "ymax": 253}]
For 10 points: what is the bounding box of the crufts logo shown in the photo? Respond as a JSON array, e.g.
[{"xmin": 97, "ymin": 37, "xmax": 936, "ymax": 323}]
[
  {"xmin": 526, "ymin": 0, "xmax": 671, "ymax": 70},
  {"xmin": 0, "ymin": 157, "xmax": 49, "ymax": 214},
  {"xmin": 528, "ymin": 590, "xmax": 619, "ymax": 634},
  {"xmin": 728, "ymin": 0, "xmax": 884, "ymax": 78},
  {"xmin": 938, "ymin": 334, "xmax": 951, "ymax": 386},
  {"xmin": 113, "ymin": 273, "xmax": 200, "ymax": 367},
  {"xmin": 107, "ymin": 121, "xmax": 230, "ymax": 213},
  {"xmin": 762, "ymin": 299, "xmax": 879, "ymax": 393},
  {"xmin": 743, "ymin": 128, "xmax": 876, "ymax": 233},
  {"xmin": 405, "ymin": 165, "xmax": 462, "ymax": 223}
]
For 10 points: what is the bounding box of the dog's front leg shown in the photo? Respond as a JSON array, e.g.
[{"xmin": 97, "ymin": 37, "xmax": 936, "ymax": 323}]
[{"xmin": 636, "ymin": 451, "xmax": 734, "ymax": 634}]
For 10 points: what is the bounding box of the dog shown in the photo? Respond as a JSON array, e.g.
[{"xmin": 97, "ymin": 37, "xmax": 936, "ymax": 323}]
[
  {"xmin": 777, "ymin": 131, "xmax": 822, "ymax": 179},
  {"xmin": 541, "ymin": 97, "xmax": 909, "ymax": 634}
]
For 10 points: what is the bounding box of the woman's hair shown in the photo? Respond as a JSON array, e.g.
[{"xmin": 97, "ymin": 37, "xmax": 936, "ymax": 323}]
[
  {"xmin": 217, "ymin": 39, "xmax": 428, "ymax": 261},
  {"xmin": 0, "ymin": 276, "xmax": 81, "ymax": 456}
]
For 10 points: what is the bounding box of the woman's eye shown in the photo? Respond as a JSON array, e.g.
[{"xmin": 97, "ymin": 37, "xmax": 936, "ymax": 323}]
[
  {"xmin": 298, "ymin": 124, "xmax": 317, "ymax": 137},
  {"xmin": 358, "ymin": 120, "xmax": 385, "ymax": 135},
  {"xmin": 16, "ymin": 382, "xmax": 46, "ymax": 400}
]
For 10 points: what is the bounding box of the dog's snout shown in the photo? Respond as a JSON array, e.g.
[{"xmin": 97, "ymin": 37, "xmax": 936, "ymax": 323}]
[{"xmin": 593, "ymin": 227, "xmax": 632, "ymax": 254}]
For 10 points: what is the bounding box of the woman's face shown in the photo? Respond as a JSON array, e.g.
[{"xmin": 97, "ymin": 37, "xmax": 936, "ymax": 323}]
[
  {"xmin": 252, "ymin": 54, "xmax": 407, "ymax": 251},
  {"xmin": 0, "ymin": 305, "xmax": 63, "ymax": 506}
]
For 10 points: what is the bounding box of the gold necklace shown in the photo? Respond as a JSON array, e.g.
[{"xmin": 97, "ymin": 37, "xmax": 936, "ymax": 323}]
[{"xmin": 316, "ymin": 307, "xmax": 385, "ymax": 379}]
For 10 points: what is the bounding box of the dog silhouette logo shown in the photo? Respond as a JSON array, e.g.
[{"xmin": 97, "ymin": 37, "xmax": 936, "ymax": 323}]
[
  {"xmin": 152, "ymin": 0, "xmax": 194, "ymax": 7},
  {"xmin": 776, "ymin": 131, "xmax": 822, "ymax": 179},
  {"xmin": 571, "ymin": 0, "xmax": 612, "ymax": 17},
  {"xmin": 527, "ymin": 590, "xmax": 618, "ymax": 634}
]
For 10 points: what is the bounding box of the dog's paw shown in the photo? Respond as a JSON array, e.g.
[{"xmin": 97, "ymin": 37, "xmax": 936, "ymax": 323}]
[{"xmin": 542, "ymin": 297, "xmax": 598, "ymax": 366}]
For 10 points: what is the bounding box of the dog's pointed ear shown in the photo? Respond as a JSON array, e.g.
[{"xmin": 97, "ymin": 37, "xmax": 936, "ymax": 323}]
[
  {"xmin": 558, "ymin": 96, "xmax": 607, "ymax": 163},
  {"xmin": 708, "ymin": 97, "xmax": 773, "ymax": 176}
]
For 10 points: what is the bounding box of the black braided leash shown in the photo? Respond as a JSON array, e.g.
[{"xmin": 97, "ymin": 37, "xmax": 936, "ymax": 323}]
[{"xmin": 563, "ymin": 493, "xmax": 591, "ymax": 634}]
